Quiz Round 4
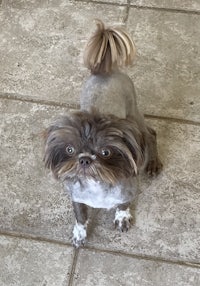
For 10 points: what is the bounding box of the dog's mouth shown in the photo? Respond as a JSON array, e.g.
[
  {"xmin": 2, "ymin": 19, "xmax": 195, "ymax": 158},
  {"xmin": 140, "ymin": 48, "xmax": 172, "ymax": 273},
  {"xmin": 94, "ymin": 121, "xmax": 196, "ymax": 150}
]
[
  {"xmin": 77, "ymin": 163, "xmax": 99, "ymax": 179},
  {"xmin": 57, "ymin": 158, "xmax": 96, "ymax": 180},
  {"xmin": 57, "ymin": 160, "xmax": 119, "ymax": 186},
  {"xmin": 76, "ymin": 153, "xmax": 103, "ymax": 179}
]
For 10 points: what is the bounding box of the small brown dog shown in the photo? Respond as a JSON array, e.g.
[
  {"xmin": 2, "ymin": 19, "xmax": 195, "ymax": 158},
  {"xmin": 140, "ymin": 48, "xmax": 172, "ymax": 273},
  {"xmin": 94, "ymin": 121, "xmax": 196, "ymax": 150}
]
[{"xmin": 43, "ymin": 20, "xmax": 162, "ymax": 247}]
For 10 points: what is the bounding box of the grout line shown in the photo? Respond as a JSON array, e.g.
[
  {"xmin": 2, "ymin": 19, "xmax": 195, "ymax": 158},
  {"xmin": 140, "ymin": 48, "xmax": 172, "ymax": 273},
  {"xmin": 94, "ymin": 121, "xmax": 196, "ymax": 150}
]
[
  {"xmin": 74, "ymin": 0, "xmax": 127, "ymax": 7},
  {"xmin": 74, "ymin": 0, "xmax": 200, "ymax": 15},
  {"xmin": 0, "ymin": 230, "xmax": 72, "ymax": 247},
  {"xmin": 0, "ymin": 92, "xmax": 78, "ymax": 109},
  {"xmin": 1, "ymin": 230, "xmax": 200, "ymax": 270},
  {"xmin": 82, "ymin": 245, "xmax": 200, "ymax": 270},
  {"xmin": 1, "ymin": 92, "xmax": 200, "ymax": 127},
  {"xmin": 129, "ymin": 4, "xmax": 200, "ymax": 15},
  {"xmin": 122, "ymin": 0, "xmax": 130, "ymax": 24},
  {"xmin": 144, "ymin": 114, "xmax": 200, "ymax": 127},
  {"xmin": 68, "ymin": 249, "xmax": 79, "ymax": 286}
]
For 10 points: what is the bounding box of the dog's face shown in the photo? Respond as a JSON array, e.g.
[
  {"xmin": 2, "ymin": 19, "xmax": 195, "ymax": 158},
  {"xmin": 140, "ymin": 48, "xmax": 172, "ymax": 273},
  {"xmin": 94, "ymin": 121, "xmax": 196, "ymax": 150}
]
[{"xmin": 43, "ymin": 111, "xmax": 143, "ymax": 185}]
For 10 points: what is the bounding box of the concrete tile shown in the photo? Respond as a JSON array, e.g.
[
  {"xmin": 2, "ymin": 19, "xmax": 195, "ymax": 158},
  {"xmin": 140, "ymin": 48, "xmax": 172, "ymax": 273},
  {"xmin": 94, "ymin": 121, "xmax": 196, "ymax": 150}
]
[
  {"xmin": 1, "ymin": 1, "xmax": 199, "ymax": 122},
  {"xmin": 0, "ymin": 235, "xmax": 74, "ymax": 286},
  {"xmin": 85, "ymin": 119, "xmax": 200, "ymax": 263},
  {"xmin": 127, "ymin": 8, "xmax": 200, "ymax": 121},
  {"xmin": 0, "ymin": 1, "xmax": 126, "ymax": 106},
  {"xmin": 0, "ymin": 98, "xmax": 74, "ymax": 241},
  {"xmin": 2, "ymin": 0, "xmax": 48, "ymax": 8},
  {"xmin": 130, "ymin": 0, "xmax": 200, "ymax": 11},
  {"xmin": 74, "ymin": 249, "xmax": 200, "ymax": 286},
  {"xmin": 2, "ymin": 0, "xmax": 80, "ymax": 8},
  {"xmin": 89, "ymin": 0, "xmax": 128, "ymax": 5}
]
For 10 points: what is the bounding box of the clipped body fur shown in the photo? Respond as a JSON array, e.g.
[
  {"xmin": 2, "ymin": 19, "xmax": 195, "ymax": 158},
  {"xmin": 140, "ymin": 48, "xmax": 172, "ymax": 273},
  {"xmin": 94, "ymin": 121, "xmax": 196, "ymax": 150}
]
[{"xmin": 43, "ymin": 20, "xmax": 162, "ymax": 248}]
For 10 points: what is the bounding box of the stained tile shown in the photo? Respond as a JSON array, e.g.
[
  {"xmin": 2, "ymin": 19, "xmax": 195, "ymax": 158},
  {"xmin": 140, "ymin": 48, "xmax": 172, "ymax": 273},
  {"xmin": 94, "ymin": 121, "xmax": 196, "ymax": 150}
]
[
  {"xmin": 0, "ymin": 235, "xmax": 74, "ymax": 286},
  {"xmin": 73, "ymin": 249, "xmax": 200, "ymax": 286},
  {"xmin": 89, "ymin": 0, "xmax": 128, "ymax": 4},
  {"xmin": 127, "ymin": 8, "xmax": 200, "ymax": 121},
  {"xmin": 0, "ymin": 98, "xmax": 74, "ymax": 242},
  {"xmin": 0, "ymin": 1, "xmax": 126, "ymax": 106},
  {"xmin": 130, "ymin": 0, "xmax": 200, "ymax": 11}
]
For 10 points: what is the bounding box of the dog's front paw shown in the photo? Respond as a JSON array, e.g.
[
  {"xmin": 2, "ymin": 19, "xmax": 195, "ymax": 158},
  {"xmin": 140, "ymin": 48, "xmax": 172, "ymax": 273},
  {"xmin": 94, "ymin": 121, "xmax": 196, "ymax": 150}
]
[
  {"xmin": 72, "ymin": 222, "xmax": 87, "ymax": 248},
  {"xmin": 145, "ymin": 157, "xmax": 163, "ymax": 176},
  {"xmin": 114, "ymin": 208, "xmax": 132, "ymax": 232}
]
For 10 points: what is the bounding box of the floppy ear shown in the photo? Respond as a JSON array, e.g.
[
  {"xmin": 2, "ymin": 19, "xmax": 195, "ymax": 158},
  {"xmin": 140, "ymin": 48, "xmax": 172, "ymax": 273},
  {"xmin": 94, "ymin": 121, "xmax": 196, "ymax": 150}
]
[
  {"xmin": 42, "ymin": 126, "xmax": 56, "ymax": 144},
  {"xmin": 42, "ymin": 113, "xmax": 82, "ymax": 177},
  {"xmin": 43, "ymin": 128, "xmax": 60, "ymax": 174},
  {"xmin": 119, "ymin": 118, "xmax": 145, "ymax": 169},
  {"xmin": 42, "ymin": 122, "xmax": 71, "ymax": 178}
]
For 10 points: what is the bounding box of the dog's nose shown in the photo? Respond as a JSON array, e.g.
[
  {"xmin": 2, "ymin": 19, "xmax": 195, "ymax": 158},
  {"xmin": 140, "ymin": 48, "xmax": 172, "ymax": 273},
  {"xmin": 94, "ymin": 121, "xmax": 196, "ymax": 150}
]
[{"xmin": 79, "ymin": 157, "xmax": 92, "ymax": 168}]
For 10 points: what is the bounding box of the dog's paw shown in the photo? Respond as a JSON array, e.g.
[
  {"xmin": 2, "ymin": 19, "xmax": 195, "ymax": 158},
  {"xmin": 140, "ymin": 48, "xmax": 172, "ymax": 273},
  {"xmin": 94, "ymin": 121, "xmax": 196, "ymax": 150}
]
[
  {"xmin": 72, "ymin": 222, "xmax": 87, "ymax": 248},
  {"xmin": 145, "ymin": 157, "xmax": 163, "ymax": 176},
  {"xmin": 114, "ymin": 208, "xmax": 132, "ymax": 232}
]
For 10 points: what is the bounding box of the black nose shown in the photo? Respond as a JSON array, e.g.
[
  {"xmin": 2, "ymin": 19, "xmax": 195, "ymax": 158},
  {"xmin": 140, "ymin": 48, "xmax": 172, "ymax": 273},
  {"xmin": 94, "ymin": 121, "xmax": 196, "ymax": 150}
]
[{"xmin": 79, "ymin": 157, "xmax": 92, "ymax": 168}]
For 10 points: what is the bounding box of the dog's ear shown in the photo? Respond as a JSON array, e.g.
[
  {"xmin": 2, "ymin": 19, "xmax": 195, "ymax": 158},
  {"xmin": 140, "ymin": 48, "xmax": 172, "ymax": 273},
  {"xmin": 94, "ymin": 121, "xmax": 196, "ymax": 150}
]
[
  {"xmin": 42, "ymin": 114, "xmax": 82, "ymax": 178},
  {"xmin": 43, "ymin": 127, "xmax": 60, "ymax": 175},
  {"xmin": 118, "ymin": 118, "xmax": 145, "ymax": 171},
  {"xmin": 42, "ymin": 122, "xmax": 70, "ymax": 177},
  {"xmin": 41, "ymin": 127, "xmax": 54, "ymax": 143}
]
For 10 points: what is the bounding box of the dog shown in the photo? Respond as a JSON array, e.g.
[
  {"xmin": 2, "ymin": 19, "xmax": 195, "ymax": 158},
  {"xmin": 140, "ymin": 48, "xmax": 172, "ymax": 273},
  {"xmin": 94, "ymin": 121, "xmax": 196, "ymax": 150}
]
[{"xmin": 43, "ymin": 20, "xmax": 163, "ymax": 248}]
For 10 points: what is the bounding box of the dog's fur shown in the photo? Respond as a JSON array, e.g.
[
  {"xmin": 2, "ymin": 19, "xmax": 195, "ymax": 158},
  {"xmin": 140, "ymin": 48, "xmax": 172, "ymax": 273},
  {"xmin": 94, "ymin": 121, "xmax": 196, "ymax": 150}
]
[{"xmin": 43, "ymin": 20, "xmax": 162, "ymax": 247}]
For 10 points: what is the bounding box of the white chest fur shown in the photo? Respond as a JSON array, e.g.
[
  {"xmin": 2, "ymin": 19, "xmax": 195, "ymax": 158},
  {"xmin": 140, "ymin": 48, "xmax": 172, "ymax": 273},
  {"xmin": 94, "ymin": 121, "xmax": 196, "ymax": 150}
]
[{"xmin": 65, "ymin": 178, "xmax": 137, "ymax": 209}]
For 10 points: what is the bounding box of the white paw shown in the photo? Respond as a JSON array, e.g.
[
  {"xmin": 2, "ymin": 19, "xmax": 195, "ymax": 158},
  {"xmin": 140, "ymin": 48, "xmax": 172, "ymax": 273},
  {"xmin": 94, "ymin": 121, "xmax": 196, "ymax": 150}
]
[
  {"xmin": 114, "ymin": 208, "xmax": 132, "ymax": 232},
  {"xmin": 72, "ymin": 221, "xmax": 88, "ymax": 248}
]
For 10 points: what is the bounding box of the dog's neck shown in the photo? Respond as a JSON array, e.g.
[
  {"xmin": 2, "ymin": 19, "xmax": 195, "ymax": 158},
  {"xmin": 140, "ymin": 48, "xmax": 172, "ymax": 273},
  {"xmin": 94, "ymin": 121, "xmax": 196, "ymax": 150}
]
[{"xmin": 64, "ymin": 178, "xmax": 138, "ymax": 209}]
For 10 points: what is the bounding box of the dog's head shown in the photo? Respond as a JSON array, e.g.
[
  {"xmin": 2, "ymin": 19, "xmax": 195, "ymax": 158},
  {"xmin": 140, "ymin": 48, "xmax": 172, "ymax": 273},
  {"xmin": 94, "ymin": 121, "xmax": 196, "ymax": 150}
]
[{"xmin": 43, "ymin": 110, "xmax": 144, "ymax": 185}]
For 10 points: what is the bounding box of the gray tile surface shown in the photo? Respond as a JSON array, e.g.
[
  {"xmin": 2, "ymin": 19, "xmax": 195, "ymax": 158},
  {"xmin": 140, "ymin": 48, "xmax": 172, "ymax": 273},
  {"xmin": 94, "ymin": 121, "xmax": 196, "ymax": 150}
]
[
  {"xmin": 1, "ymin": 2, "xmax": 200, "ymax": 122},
  {"xmin": 0, "ymin": 1, "xmax": 126, "ymax": 106},
  {"xmin": 78, "ymin": 0, "xmax": 200, "ymax": 11},
  {"xmin": 130, "ymin": 0, "xmax": 200, "ymax": 11},
  {"xmin": 0, "ymin": 235, "xmax": 74, "ymax": 286},
  {"xmin": 0, "ymin": 1, "xmax": 200, "ymax": 285},
  {"xmin": 0, "ymin": 98, "xmax": 73, "ymax": 241},
  {"xmin": 89, "ymin": 0, "xmax": 128, "ymax": 4},
  {"xmin": 127, "ymin": 8, "xmax": 200, "ymax": 121},
  {"xmin": 85, "ymin": 119, "xmax": 200, "ymax": 263},
  {"xmin": 74, "ymin": 249, "xmax": 200, "ymax": 286},
  {"xmin": 2, "ymin": 0, "xmax": 75, "ymax": 8}
]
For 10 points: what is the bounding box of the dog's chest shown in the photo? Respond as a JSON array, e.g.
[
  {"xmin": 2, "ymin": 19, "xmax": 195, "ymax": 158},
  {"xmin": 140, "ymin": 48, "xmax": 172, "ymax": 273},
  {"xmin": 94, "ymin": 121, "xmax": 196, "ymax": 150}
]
[{"xmin": 66, "ymin": 179, "xmax": 136, "ymax": 209}]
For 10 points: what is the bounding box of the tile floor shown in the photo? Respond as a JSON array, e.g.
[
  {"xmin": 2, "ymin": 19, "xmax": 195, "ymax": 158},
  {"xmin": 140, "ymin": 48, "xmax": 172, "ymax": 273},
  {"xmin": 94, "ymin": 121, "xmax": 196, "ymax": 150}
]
[{"xmin": 0, "ymin": 0, "xmax": 200, "ymax": 285}]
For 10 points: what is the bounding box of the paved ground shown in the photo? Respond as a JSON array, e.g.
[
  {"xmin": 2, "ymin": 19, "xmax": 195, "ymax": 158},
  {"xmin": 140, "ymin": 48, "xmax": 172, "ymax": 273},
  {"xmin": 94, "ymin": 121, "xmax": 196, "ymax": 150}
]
[{"xmin": 0, "ymin": 0, "xmax": 200, "ymax": 285}]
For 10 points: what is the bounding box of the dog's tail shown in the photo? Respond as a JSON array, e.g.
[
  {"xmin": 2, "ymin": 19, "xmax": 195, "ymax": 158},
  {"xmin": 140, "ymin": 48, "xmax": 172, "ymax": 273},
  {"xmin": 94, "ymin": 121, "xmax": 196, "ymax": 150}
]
[{"xmin": 84, "ymin": 19, "xmax": 136, "ymax": 74}]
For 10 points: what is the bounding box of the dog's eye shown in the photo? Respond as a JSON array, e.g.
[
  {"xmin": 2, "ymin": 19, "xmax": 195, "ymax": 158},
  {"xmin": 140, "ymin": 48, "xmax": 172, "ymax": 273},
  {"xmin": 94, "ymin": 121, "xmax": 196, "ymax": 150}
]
[
  {"xmin": 66, "ymin": 145, "xmax": 75, "ymax": 156},
  {"xmin": 100, "ymin": 148, "xmax": 112, "ymax": 158}
]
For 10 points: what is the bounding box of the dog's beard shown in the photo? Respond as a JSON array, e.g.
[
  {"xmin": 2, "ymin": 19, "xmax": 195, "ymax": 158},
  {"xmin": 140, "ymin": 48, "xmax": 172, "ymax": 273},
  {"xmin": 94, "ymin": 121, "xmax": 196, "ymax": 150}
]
[{"xmin": 56, "ymin": 158, "xmax": 132, "ymax": 185}]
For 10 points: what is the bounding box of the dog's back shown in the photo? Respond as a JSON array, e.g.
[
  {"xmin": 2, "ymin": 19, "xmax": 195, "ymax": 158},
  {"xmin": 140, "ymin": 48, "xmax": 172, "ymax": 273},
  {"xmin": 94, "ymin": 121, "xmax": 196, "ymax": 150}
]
[{"xmin": 80, "ymin": 71, "xmax": 139, "ymax": 118}]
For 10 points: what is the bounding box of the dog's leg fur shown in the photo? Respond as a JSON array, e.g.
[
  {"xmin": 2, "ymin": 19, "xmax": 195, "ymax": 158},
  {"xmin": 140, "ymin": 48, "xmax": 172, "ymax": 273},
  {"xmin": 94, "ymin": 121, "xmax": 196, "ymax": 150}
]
[
  {"xmin": 72, "ymin": 202, "xmax": 88, "ymax": 248},
  {"xmin": 114, "ymin": 203, "xmax": 132, "ymax": 232},
  {"xmin": 144, "ymin": 127, "xmax": 163, "ymax": 176}
]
